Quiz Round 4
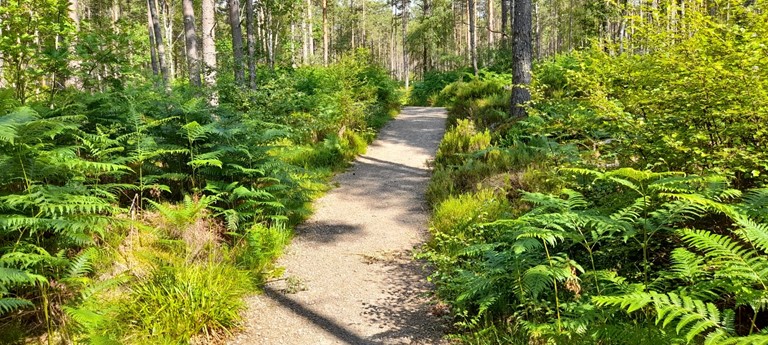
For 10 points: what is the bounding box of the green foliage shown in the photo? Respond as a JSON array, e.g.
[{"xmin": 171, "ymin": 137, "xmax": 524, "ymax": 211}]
[
  {"xmin": 425, "ymin": 166, "xmax": 768, "ymax": 343},
  {"xmin": 531, "ymin": 7, "xmax": 768, "ymax": 187},
  {"xmin": 425, "ymin": 4, "xmax": 768, "ymax": 342},
  {"xmin": 436, "ymin": 70, "xmax": 512, "ymax": 128},
  {"xmin": 426, "ymin": 118, "xmax": 519, "ymax": 205},
  {"xmin": 119, "ymin": 263, "xmax": 251, "ymax": 344},
  {"xmin": 230, "ymin": 224, "xmax": 290, "ymax": 280},
  {"xmin": 435, "ymin": 119, "xmax": 491, "ymax": 167},
  {"xmin": 0, "ymin": 51, "xmax": 400, "ymax": 341},
  {"xmin": 409, "ymin": 70, "xmax": 466, "ymax": 106}
]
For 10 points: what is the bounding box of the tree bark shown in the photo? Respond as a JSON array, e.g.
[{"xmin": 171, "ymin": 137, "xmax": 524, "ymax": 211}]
[
  {"xmin": 501, "ymin": 0, "xmax": 508, "ymax": 38},
  {"xmin": 468, "ymin": 0, "xmax": 478, "ymax": 75},
  {"xmin": 402, "ymin": 0, "xmax": 409, "ymax": 88},
  {"xmin": 201, "ymin": 0, "xmax": 218, "ymax": 104},
  {"xmin": 322, "ymin": 0, "xmax": 329, "ymax": 65},
  {"xmin": 147, "ymin": 1, "xmax": 159, "ymax": 76},
  {"xmin": 65, "ymin": 0, "xmax": 82, "ymax": 88},
  {"xmin": 161, "ymin": 0, "xmax": 174, "ymax": 80},
  {"xmin": 510, "ymin": 0, "xmax": 531, "ymax": 119},
  {"xmin": 182, "ymin": 0, "xmax": 201, "ymax": 86},
  {"xmin": 308, "ymin": 0, "xmax": 315, "ymax": 61},
  {"xmin": 0, "ymin": 10, "xmax": 4, "ymax": 89},
  {"xmin": 245, "ymin": 0, "xmax": 256, "ymax": 88},
  {"xmin": 422, "ymin": 0, "xmax": 430, "ymax": 76},
  {"xmin": 487, "ymin": 0, "xmax": 495, "ymax": 45},
  {"xmin": 229, "ymin": 0, "xmax": 245, "ymax": 85},
  {"xmin": 148, "ymin": 0, "xmax": 169, "ymax": 83},
  {"xmin": 302, "ymin": 1, "xmax": 309, "ymax": 64}
]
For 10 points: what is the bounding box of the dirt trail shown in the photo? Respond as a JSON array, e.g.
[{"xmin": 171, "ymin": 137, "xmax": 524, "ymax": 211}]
[{"xmin": 227, "ymin": 107, "xmax": 449, "ymax": 345}]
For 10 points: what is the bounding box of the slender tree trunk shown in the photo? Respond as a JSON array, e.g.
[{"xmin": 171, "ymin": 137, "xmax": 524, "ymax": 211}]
[
  {"xmin": 402, "ymin": 0, "xmax": 409, "ymax": 88},
  {"xmin": 469, "ymin": 0, "xmax": 478, "ymax": 75},
  {"xmin": 291, "ymin": 21, "xmax": 297, "ymax": 66},
  {"xmin": 65, "ymin": 0, "xmax": 82, "ymax": 88},
  {"xmin": 302, "ymin": 3, "xmax": 309, "ymax": 64},
  {"xmin": 510, "ymin": 0, "xmax": 531, "ymax": 119},
  {"xmin": 147, "ymin": 2, "xmax": 159, "ymax": 76},
  {"xmin": 182, "ymin": 0, "xmax": 201, "ymax": 86},
  {"xmin": 487, "ymin": 0, "xmax": 495, "ymax": 45},
  {"xmin": 322, "ymin": 0, "xmax": 329, "ymax": 65},
  {"xmin": 267, "ymin": 10, "xmax": 275, "ymax": 69},
  {"xmin": 0, "ymin": 10, "xmax": 4, "ymax": 89},
  {"xmin": 422, "ymin": 0, "xmax": 430, "ymax": 76},
  {"xmin": 148, "ymin": 0, "xmax": 168, "ymax": 83},
  {"xmin": 201, "ymin": 0, "xmax": 218, "ymax": 104},
  {"xmin": 534, "ymin": 0, "xmax": 540, "ymax": 59},
  {"xmin": 501, "ymin": 0, "xmax": 508, "ymax": 38},
  {"xmin": 246, "ymin": 0, "xmax": 256, "ymax": 88},
  {"xmin": 308, "ymin": 0, "xmax": 315, "ymax": 61},
  {"xmin": 258, "ymin": 5, "xmax": 265, "ymax": 62},
  {"xmin": 229, "ymin": 0, "xmax": 245, "ymax": 85},
  {"xmin": 162, "ymin": 0, "xmax": 174, "ymax": 80},
  {"xmin": 361, "ymin": 1, "xmax": 367, "ymax": 47}
]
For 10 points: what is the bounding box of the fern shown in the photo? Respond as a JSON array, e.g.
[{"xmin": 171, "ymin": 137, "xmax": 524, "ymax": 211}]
[{"xmin": 596, "ymin": 291, "xmax": 733, "ymax": 342}]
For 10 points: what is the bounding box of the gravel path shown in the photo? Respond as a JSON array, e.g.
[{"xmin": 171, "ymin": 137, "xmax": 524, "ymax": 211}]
[{"xmin": 227, "ymin": 107, "xmax": 449, "ymax": 345}]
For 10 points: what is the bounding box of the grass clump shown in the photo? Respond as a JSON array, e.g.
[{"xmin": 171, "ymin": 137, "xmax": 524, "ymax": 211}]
[{"xmin": 120, "ymin": 263, "xmax": 251, "ymax": 344}]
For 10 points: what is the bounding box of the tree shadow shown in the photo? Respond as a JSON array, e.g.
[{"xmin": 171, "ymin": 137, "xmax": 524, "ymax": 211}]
[
  {"xmin": 295, "ymin": 221, "xmax": 363, "ymax": 244},
  {"xmin": 262, "ymin": 285, "xmax": 373, "ymax": 344}
]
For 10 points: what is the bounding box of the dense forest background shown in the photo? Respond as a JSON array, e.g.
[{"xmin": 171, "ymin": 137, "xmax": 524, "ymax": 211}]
[{"xmin": 1, "ymin": 0, "xmax": 767, "ymax": 343}]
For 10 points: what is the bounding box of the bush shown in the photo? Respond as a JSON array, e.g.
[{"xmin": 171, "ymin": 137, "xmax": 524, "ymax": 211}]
[
  {"xmin": 409, "ymin": 70, "xmax": 466, "ymax": 106},
  {"xmin": 435, "ymin": 119, "xmax": 492, "ymax": 167}
]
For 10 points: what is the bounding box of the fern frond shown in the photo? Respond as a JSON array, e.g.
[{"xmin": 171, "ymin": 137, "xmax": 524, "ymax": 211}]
[
  {"xmin": 653, "ymin": 292, "xmax": 733, "ymax": 342},
  {"xmin": 66, "ymin": 248, "xmax": 97, "ymax": 279},
  {"xmin": 732, "ymin": 215, "xmax": 768, "ymax": 254},
  {"xmin": 0, "ymin": 297, "xmax": 33, "ymax": 314},
  {"xmin": 0, "ymin": 107, "xmax": 39, "ymax": 144},
  {"xmin": 593, "ymin": 292, "xmax": 653, "ymax": 313},
  {"xmin": 709, "ymin": 333, "xmax": 768, "ymax": 345},
  {"xmin": 681, "ymin": 229, "xmax": 768, "ymax": 286}
]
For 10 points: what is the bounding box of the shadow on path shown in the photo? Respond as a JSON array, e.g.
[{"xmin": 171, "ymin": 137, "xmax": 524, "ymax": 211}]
[{"xmin": 263, "ymin": 286, "xmax": 372, "ymax": 344}]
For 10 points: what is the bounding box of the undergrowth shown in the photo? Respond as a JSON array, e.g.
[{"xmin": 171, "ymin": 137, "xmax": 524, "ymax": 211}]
[
  {"xmin": 0, "ymin": 51, "xmax": 400, "ymax": 343},
  {"xmin": 421, "ymin": 3, "xmax": 768, "ymax": 343}
]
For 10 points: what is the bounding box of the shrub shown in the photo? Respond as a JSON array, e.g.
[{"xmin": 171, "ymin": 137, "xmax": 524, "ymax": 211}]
[
  {"xmin": 409, "ymin": 70, "xmax": 466, "ymax": 106},
  {"xmin": 435, "ymin": 119, "xmax": 492, "ymax": 167}
]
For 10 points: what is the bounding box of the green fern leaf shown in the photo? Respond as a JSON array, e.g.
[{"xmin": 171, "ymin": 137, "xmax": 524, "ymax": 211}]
[{"xmin": 0, "ymin": 297, "xmax": 33, "ymax": 314}]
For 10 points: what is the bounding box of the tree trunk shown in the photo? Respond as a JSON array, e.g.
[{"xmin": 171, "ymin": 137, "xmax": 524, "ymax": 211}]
[
  {"xmin": 510, "ymin": 0, "xmax": 531, "ymax": 119},
  {"xmin": 487, "ymin": 0, "xmax": 495, "ymax": 45},
  {"xmin": 308, "ymin": 0, "xmax": 315, "ymax": 61},
  {"xmin": 201, "ymin": 0, "xmax": 218, "ymax": 104},
  {"xmin": 0, "ymin": 12, "xmax": 4, "ymax": 89},
  {"xmin": 322, "ymin": 0, "xmax": 329, "ymax": 66},
  {"xmin": 182, "ymin": 0, "xmax": 201, "ymax": 86},
  {"xmin": 148, "ymin": 0, "xmax": 168, "ymax": 83},
  {"xmin": 267, "ymin": 9, "xmax": 275, "ymax": 69},
  {"xmin": 147, "ymin": 2, "xmax": 159, "ymax": 76},
  {"xmin": 229, "ymin": 0, "xmax": 245, "ymax": 85},
  {"xmin": 468, "ymin": 0, "xmax": 478, "ymax": 75},
  {"xmin": 302, "ymin": 2, "xmax": 309, "ymax": 64},
  {"xmin": 501, "ymin": 0, "xmax": 508, "ymax": 38},
  {"xmin": 402, "ymin": 0, "xmax": 409, "ymax": 88},
  {"xmin": 422, "ymin": 0, "xmax": 430, "ymax": 76},
  {"xmin": 65, "ymin": 0, "xmax": 82, "ymax": 88},
  {"xmin": 161, "ymin": 0, "xmax": 174, "ymax": 80},
  {"xmin": 246, "ymin": 0, "xmax": 256, "ymax": 88}
]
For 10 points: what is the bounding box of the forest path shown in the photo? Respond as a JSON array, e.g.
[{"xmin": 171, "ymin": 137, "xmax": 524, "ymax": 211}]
[{"xmin": 227, "ymin": 107, "xmax": 449, "ymax": 345}]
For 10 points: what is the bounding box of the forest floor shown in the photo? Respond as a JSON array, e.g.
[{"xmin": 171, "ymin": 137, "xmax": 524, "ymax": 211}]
[{"xmin": 226, "ymin": 107, "xmax": 450, "ymax": 345}]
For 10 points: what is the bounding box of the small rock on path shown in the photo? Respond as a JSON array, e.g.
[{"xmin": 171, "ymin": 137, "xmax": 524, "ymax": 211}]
[{"xmin": 226, "ymin": 107, "xmax": 449, "ymax": 345}]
